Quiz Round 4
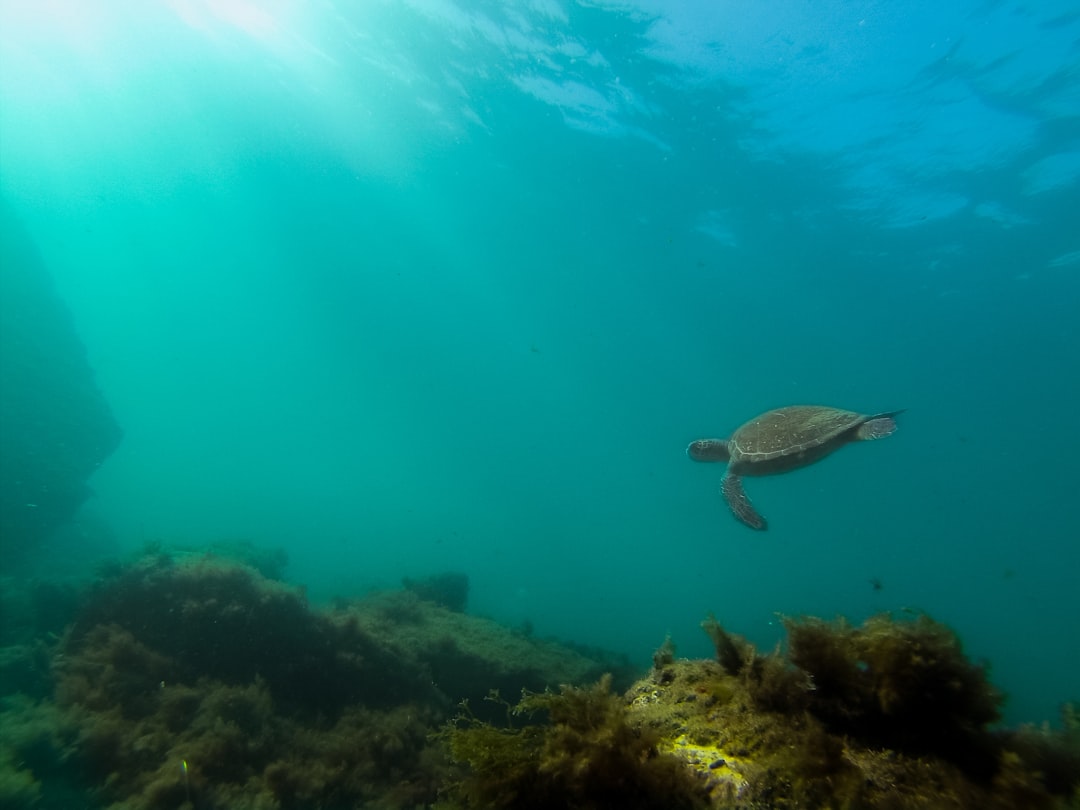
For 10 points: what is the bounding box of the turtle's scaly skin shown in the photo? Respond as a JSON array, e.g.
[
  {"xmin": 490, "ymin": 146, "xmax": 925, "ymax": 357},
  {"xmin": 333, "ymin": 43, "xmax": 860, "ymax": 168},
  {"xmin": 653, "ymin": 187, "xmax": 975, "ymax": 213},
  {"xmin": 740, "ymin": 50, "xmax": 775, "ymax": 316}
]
[
  {"xmin": 721, "ymin": 474, "xmax": 764, "ymax": 530},
  {"xmin": 688, "ymin": 405, "xmax": 900, "ymax": 531}
]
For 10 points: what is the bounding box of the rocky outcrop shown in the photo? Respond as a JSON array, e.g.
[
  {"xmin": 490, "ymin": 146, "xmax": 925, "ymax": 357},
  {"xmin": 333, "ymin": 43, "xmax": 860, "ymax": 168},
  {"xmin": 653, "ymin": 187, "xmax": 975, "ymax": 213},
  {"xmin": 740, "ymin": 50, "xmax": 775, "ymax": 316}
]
[{"xmin": 0, "ymin": 199, "xmax": 122, "ymax": 566}]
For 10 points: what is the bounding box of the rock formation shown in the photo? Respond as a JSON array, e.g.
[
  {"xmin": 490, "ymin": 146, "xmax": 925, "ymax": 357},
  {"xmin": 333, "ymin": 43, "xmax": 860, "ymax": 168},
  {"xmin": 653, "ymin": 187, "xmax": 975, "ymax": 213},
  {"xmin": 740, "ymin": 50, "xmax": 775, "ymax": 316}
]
[{"xmin": 0, "ymin": 199, "xmax": 122, "ymax": 566}]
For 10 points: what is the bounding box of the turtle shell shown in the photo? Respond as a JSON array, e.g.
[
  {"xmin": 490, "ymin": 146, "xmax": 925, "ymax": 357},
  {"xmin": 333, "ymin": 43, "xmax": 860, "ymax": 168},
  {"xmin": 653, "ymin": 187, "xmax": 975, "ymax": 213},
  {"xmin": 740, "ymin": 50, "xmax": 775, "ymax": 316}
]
[{"xmin": 729, "ymin": 405, "xmax": 867, "ymax": 472}]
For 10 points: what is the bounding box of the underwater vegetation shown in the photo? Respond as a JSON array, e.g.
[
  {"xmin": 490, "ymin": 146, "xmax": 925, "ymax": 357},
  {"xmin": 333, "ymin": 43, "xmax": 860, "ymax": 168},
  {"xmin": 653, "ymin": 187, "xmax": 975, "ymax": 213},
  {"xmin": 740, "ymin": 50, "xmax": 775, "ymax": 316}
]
[
  {"xmin": 674, "ymin": 613, "xmax": 1080, "ymax": 808},
  {"xmin": 782, "ymin": 613, "xmax": 1003, "ymax": 773},
  {"xmin": 0, "ymin": 550, "xmax": 619, "ymax": 809},
  {"xmin": 1, "ymin": 549, "xmax": 1077, "ymax": 809},
  {"xmin": 442, "ymin": 675, "xmax": 710, "ymax": 810},
  {"xmin": 441, "ymin": 614, "xmax": 1079, "ymax": 810}
]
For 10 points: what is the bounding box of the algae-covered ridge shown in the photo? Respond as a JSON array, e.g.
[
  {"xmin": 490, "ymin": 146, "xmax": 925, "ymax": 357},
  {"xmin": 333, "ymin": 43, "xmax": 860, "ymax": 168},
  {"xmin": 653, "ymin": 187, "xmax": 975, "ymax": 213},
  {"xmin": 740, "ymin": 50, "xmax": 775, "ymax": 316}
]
[
  {"xmin": 1, "ymin": 550, "xmax": 1078, "ymax": 810},
  {"xmin": 0, "ymin": 551, "xmax": 625, "ymax": 809},
  {"xmin": 442, "ymin": 614, "xmax": 1080, "ymax": 810}
]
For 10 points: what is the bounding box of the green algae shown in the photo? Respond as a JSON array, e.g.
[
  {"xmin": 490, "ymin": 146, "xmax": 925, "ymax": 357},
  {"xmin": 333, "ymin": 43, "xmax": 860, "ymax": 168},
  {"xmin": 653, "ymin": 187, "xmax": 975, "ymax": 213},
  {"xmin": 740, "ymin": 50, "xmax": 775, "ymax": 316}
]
[
  {"xmin": 442, "ymin": 674, "xmax": 710, "ymax": 810},
  {"xmin": 1, "ymin": 550, "xmax": 629, "ymax": 809},
  {"xmin": 2, "ymin": 550, "xmax": 1078, "ymax": 810},
  {"xmin": 783, "ymin": 612, "xmax": 1004, "ymax": 775}
]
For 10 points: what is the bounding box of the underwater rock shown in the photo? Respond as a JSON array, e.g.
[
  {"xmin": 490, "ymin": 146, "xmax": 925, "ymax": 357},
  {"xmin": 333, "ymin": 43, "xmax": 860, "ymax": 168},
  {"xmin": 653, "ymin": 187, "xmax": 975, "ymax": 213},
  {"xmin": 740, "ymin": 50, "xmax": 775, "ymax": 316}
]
[
  {"xmin": 441, "ymin": 616, "xmax": 1080, "ymax": 810},
  {"xmin": 443, "ymin": 674, "xmax": 711, "ymax": 810},
  {"xmin": 0, "ymin": 200, "xmax": 122, "ymax": 568},
  {"xmin": 402, "ymin": 570, "xmax": 469, "ymax": 611},
  {"xmin": 334, "ymin": 587, "xmax": 625, "ymax": 723},
  {"xmin": 6, "ymin": 551, "xmax": 1077, "ymax": 810},
  {"xmin": 628, "ymin": 614, "xmax": 1079, "ymax": 809},
  {"xmin": 0, "ymin": 551, "xmax": 627, "ymax": 809},
  {"xmin": 65, "ymin": 554, "xmax": 436, "ymax": 716}
]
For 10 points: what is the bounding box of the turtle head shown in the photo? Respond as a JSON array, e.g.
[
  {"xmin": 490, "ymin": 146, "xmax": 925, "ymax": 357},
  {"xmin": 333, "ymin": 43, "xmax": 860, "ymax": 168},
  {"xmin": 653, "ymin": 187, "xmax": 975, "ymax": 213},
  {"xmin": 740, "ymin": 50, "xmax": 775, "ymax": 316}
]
[{"xmin": 686, "ymin": 439, "xmax": 731, "ymax": 463}]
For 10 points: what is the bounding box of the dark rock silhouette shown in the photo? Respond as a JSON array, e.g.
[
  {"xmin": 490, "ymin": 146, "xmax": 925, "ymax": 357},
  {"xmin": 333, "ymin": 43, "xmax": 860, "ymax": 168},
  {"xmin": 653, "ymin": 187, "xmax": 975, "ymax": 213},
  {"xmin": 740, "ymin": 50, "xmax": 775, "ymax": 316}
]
[{"xmin": 0, "ymin": 199, "xmax": 122, "ymax": 566}]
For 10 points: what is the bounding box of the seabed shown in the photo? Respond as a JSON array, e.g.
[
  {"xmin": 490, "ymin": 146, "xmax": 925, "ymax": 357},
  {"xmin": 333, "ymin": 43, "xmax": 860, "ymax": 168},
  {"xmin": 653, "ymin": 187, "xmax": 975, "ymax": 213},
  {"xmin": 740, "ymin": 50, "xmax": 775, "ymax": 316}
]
[{"xmin": 1, "ymin": 548, "xmax": 1077, "ymax": 809}]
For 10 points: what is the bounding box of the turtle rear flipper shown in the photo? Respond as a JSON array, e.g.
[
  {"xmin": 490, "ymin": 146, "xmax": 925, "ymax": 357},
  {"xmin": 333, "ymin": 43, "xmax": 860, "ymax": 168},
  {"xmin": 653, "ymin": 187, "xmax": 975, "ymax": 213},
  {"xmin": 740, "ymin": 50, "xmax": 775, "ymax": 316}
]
[
  {"xmin": 722, "ymin": 474, "xmax": 767, "ymax": 531},
  {"xmin": 856, "ymin": 411, "xmax": 903, "ymax": 441},
  {"xmin": 687, "ymin": 439, "xmax": 731, "ymax": 462}
]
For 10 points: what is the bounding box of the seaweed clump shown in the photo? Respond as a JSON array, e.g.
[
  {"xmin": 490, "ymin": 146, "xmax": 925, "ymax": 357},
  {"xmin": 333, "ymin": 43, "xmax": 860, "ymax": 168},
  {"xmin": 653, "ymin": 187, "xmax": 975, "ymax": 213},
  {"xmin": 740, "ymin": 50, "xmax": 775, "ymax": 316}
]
[
  {"xmin": 442, "ymin": 674, "xmax": 710, "ymax": 810},
  {"xmin": 702, "ymin": 611, "xmax": 1004, "ymax": 770},
  {"xmin": 783, "ymin": 612, "xmax": 1002, "ymax": 774},
  {"xmin": 682, "ymin": 612, "xmax": 1080, "ymax": 808}
]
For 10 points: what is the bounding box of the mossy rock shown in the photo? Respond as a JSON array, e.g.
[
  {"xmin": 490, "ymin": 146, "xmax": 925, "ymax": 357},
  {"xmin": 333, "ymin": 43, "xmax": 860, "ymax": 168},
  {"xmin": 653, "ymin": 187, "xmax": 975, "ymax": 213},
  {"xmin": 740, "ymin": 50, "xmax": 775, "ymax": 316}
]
[
  {"xmin": 65, "ymin": 555, "xmax": 435, "ymax": 716},
  {"xmin": 625, "ymin": 654, "xmax": 1079, "ymax": 810},
  {"xmin": 40, "ymin": 552, "xmax": 636, "ymax": 810},
  {"xmin": 333, "ymin": 589, "xmax": 629, "ymax": 722},
  {"xmin": 443, "ymin": 675, "xmax": 710, "ymax": 810}
]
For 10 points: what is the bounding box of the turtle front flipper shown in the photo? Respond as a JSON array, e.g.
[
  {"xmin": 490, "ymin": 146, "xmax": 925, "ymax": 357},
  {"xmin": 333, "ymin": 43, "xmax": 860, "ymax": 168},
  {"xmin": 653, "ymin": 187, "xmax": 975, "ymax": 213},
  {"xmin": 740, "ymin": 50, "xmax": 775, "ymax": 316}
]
[
  {"xmin": 721, "ymin": 473, "xmax": 767, "ymax": 530},
  {"xmin": 687, "ymin": 439, "xmax": 731, "ymax": 462}
]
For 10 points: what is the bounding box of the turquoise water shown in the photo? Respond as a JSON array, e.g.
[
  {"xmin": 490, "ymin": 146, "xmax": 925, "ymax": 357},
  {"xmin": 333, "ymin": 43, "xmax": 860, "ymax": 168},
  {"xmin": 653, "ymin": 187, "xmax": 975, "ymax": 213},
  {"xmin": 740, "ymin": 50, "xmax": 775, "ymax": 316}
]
[{"xmin": 1, "ymin": 1, "xmax": 1077, "ymax": 728}]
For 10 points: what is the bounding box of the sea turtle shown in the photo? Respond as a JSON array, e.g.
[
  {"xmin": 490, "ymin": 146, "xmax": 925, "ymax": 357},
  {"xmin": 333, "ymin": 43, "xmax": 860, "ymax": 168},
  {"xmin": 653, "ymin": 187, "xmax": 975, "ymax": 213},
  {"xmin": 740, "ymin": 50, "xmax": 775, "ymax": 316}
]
[{"xmin": 687, "ymin": 405, "xmax": 901, "ymax": 531}]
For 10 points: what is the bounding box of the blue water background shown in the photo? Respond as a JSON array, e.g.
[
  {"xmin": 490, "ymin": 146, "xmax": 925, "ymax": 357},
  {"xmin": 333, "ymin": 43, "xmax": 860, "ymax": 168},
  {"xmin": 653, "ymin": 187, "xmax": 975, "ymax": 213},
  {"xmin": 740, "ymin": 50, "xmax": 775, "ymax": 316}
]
[{"xmin": 2, "ymin": 1, "xmax": 1078, "ymax": 726}]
